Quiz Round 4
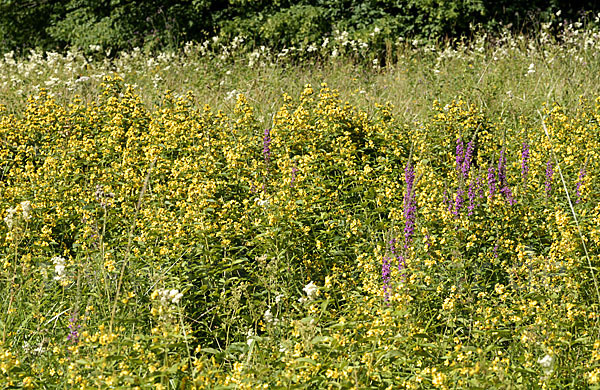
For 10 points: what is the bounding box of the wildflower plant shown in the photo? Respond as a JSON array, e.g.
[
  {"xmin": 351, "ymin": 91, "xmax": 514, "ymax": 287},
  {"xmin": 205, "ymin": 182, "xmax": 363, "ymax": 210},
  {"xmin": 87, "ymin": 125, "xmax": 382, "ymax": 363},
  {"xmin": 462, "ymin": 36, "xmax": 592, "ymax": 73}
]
[{"xmin": 2, "ymin": 24, "xmax": 600, "ymax": 387}]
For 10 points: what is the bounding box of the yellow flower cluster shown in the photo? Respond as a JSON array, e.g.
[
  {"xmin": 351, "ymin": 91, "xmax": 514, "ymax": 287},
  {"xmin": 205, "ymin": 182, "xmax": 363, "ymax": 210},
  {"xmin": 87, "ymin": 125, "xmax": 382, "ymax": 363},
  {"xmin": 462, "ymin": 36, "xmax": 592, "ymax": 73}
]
[{"xmin": 1, "ymin": 76, "xmax": 600, "ymax": 388}]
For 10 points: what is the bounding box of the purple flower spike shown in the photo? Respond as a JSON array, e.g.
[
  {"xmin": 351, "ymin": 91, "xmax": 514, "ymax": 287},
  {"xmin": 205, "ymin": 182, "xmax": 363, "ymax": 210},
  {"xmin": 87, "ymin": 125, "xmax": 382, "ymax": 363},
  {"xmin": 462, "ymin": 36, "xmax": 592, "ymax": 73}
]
[
  {"xmin": 487, "ymin": 166, "xmax": 496, "ymax": 198},
  {"xmin": 498, "ymin": 149, "xmax": 507, "ymax": 187},
  {"xmin": 501, "ymin": 185, "xmax": 515, "ymax": 206},
  {"xmin": 290, "ymin": 166, "xmax": 298, "ymax": 187},
  {"xmin": 453, "ymin": 187, "xmax": 464, "ymax": 217},
  {"xmin": 263, "ymin": 128, "xmax": 271, "ymax": 165},
  {"xmin": 403, "ymin": 162, "xmax": 416, "ymax": 248},
  {"xmin": 467, "ymin": 180, "xmax": 476, "ymax": 216},
  {"xmin": 462, "ymin": 140, "xmax": 474, "ymax": 179},
  {"xmin": 497, "ymin": 148, "xmax": 514, "ymax": 205},
  {"xmin": 67, "ymin": 314, "xmax": 81, "ymax": 344}
]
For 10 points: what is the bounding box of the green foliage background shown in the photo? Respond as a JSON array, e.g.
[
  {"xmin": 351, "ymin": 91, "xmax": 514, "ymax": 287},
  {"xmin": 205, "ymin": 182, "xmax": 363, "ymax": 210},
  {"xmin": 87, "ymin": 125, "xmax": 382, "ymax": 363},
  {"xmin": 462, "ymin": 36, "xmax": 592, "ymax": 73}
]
[{"xmin": 0, "ymin": 0, "xmax": 598, "ymax": 54}]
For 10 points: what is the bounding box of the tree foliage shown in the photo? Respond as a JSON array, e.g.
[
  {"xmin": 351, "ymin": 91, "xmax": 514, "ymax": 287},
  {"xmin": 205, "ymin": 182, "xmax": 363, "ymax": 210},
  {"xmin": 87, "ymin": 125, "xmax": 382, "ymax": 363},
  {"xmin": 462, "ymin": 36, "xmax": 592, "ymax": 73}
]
[{"xmin": 0, "ymin": 1, "xmax": 597, "ymax": 54}]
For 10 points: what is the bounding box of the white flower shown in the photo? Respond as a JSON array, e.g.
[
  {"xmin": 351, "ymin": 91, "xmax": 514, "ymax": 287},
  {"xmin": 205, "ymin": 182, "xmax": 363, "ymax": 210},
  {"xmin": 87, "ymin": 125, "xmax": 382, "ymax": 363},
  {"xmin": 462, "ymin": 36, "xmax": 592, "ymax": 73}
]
[
  {"xmin": 52, "ymin": 256, "xmax": 66, "ymax": 281},
  {"xmin": 157, "ymin": 288, "xmax": 183, "ymax": 304},
  {"xmin": 303, "ymin": 281, "xmax": 318, "ymax": 299},
  {"xmin": 170, "ymin": 289, "xmax": 183, "ymax": 304},
  {"xmin": 225, "ymin": 89, "xmax": 239, "ymax": 101},
  {"xmin": 254, "ymin": 197, "xmax": 269, "ymax": 207},
  {"xmin": 538, "ymin": 354, "xmax": 554, "ymax": 375},
  {"xmin": 20, "ymin": 201, "xmax": 32, "ymax": 220},
  {"xmin": 246, "ymin": 329, "xmax": 255, "ymax": 346},
  {"xmin": 174, "ymin": 293, "xmax": 183, "ymax": 304},
  {"xmin": 4, "ymin": 207, "xmax": 16, "ymax": 229},
  {"xmin": 275, "ymin": 294, "xmax": 284, "ymax": 304},
  {"xmin": 159, "ymin": 289, "xmax": 169, "ymax": 304},
  {"xmin": 527, "ymin": 63, "xmax": 535, "ymax": 75},
  {"xmin": 264, "ymin": 307, "xmax": 273, "ymax": 323}
]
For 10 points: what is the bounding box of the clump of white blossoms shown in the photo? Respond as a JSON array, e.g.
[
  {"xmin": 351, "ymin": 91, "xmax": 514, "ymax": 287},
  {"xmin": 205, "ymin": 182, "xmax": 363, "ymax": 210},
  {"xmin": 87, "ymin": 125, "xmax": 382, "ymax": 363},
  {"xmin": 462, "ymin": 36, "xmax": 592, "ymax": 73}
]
[
  {"xmin": 4, "ymin": 207, "xmax": 17, "ymax": 229},
  {"xmin": 538, "ymin": 354, "xmax": 555, "ymax": 376},
  {"xmin": 52, "ymin": 256, "xmax": 66, "ymax": 281},
  {"xmin": 153, "ymin": 288, "xmax": 184, "ymax": 305},
  {"xmin": 527, "ymin": 63, "xmax": 535, "ymax": 75},
  {"xmin": 263, "ymin": 306, "xmax": 280, "ymax": 325},
  {"xmin": 20, "ymin": 201, "xmax": 32, "ymax": 220},
  {"xmin": 4, "ymin": 200, "xmax": 32, "ymax": 229},
  {"xmin": 246, "ymin": 329, "xmax": 254, "ymax": 346},
  {"xmin": 264, "ymin": 307, "xmax": 273, "ymax": 323},
  {"xmin": 254, "ymin": 197, "xmax": 269, "ymax": 207},
  {"xmin": 302, "ymin": 281, "xmax": 319, "ymax": 300}
]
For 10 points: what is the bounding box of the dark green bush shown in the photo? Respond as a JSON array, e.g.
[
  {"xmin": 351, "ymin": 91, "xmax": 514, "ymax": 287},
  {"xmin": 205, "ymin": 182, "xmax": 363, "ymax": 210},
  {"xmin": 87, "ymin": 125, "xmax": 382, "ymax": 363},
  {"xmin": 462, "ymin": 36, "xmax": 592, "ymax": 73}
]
[{"xmin": 0, "ymin": 0, "xmax": 599, "ymax": 55}]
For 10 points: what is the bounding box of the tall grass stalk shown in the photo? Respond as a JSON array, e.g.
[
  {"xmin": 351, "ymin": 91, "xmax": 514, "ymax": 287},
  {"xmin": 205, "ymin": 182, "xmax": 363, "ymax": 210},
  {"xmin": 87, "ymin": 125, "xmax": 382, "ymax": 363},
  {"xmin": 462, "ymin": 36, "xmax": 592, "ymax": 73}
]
[{"xmin": 109, "ymin": 157, "xmax": 156, "ymax": 332}]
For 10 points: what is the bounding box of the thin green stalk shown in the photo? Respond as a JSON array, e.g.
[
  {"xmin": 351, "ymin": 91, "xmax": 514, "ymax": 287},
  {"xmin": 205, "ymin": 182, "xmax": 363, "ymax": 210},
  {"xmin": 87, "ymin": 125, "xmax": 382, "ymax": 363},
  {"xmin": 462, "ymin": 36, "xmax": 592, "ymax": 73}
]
[{"xmin": 109, "ymin": 157, "xmax": 156, "ymax": 333}]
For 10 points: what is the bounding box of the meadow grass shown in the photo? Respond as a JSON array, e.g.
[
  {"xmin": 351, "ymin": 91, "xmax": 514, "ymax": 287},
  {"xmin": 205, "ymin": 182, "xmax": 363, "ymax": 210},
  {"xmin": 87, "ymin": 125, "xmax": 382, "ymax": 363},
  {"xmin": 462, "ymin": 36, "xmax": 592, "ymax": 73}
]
[
  {"xmin": 1, "ymin": 23, "xmax": 600, "ymax": 389},
  {"xmin": 2, "ymin": 22, "xmax": 600, "ymax": 128}
]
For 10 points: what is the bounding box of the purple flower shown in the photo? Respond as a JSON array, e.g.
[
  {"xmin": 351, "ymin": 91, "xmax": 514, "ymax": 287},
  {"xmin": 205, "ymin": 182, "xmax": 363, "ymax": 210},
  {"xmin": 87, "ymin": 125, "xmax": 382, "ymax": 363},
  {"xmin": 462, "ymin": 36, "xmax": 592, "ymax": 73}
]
[
  {"xmin": 263, "ymin": 128, "xmax": 271, "ymax": 165},
  {"xmin": 67, "ymin": 314, "xmax": 81, "ymax": 344},
  {"xmin": 487, "ymin": 166, "xmax": 496, "ymax": 198},
  {"xmin": 544, "ymin": 159, "xmax": 553, "ymax": 196},
  {"xmin": 453, "ymin": 187, "xmax": 464, "ymax": 217},
  {"xmin": 403, "ymin": 162, "xmax": 416, "ymax": 248},
  {"xmin": 576, "ymin": 166, "xmax": 586, "ymax": 203},
  {"xmin": 498, "ymin": 149, "xmax": 507, "ymax": 187},
  {"xmin": 521, "ymin": 142, "xmax": 530, "ymax": 183},
  {"xmin": 290, "ymin": 165, "xmax": 298, "ymax": 187},
  {"xmin": 501, "ymin": 185, "xmax": 515, "ymax": 206},
  {"xmin": 467, "ymin": 180, "xmax": 476, "ymax": 216},
  {"xmin": 462, "ymin": 140, "xmax": 474, "ymax": 179}
]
